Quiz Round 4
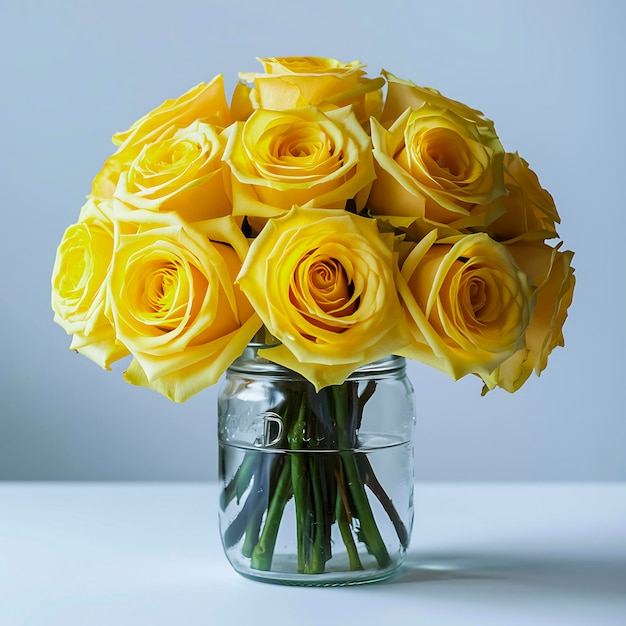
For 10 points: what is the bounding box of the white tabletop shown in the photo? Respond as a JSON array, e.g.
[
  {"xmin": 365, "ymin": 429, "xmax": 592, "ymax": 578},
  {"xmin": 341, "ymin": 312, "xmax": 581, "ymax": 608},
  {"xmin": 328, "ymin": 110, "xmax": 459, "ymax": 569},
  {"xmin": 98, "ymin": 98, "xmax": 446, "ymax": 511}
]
[{"xmin": 1, "ymin": 483, "xmax": 625, "ymax": 626}]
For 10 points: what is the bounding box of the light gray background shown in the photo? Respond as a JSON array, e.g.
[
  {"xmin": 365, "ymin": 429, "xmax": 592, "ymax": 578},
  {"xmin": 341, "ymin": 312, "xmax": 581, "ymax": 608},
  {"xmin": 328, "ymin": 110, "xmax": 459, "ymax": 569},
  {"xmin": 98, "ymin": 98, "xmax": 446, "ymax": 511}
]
[{"xmin": 1, "ymin": 0, "xmax": 624, "ymax": 481}]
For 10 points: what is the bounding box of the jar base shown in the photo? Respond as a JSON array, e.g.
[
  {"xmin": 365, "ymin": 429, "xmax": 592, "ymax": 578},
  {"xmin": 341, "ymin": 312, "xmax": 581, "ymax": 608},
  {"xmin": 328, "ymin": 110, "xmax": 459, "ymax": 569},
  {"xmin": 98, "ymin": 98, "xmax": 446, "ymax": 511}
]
[{"xmin": 230, "ymin": 558, "xmax": 405, "ymax": 587}]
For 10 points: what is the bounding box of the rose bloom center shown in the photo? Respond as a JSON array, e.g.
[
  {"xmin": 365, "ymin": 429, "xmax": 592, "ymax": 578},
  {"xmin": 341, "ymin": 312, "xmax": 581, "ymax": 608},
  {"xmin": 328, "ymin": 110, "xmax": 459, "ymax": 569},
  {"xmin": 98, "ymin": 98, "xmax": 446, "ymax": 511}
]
[{"xmin": 289, "ymin": 254, "xmax": 358, "ymax": 334}]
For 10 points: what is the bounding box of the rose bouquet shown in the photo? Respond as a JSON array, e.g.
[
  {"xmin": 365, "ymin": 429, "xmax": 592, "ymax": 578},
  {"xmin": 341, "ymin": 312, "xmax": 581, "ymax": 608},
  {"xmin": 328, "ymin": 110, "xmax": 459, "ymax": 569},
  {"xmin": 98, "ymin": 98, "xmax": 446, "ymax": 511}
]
[{"xmin": 51, "ymin": 56, "xmax": 575, "ymax": 582}]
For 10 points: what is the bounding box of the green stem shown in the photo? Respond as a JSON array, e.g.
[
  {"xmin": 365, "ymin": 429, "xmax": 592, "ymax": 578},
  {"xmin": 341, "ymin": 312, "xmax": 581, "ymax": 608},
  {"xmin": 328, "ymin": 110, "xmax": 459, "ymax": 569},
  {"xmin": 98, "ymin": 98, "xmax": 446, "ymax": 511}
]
[
  {"xmin": 358, "ymin": 454, "xmax": 409, "ymax": 549},
  {"xmin": 356, "ymin": 379, "xmax": 377, "ymax": 431},
  {"xmin": 250, "ymin": 457, "xmax": 293, "ymax": 571},
  {"xmin": 220, "ymin": 451, "xmax": 257, "ymax": 511},
  {"xmin": 335, "ymin": 466, "xmax": 363, "ymax": 571},
  {"xmin": 223, "ymin": 483, "xmax": 261, "ymax": 549},
  {"xmin": 289, "ymin": 397, "xmax": 313, "ymax": 573},
  {"xmin": 291, "ymin": 453, "xmax": 311, "ymax": 572},
  {"xmin": 332, "ymin": 385, "xmax": 391, "ymax": 569},
  {"xmin": 308, "ymin": 455, "xmax": 328, "ymax": 573},
  {"xmin": 222, "ymin": 454, "xmax": 270, "ymax": 549},
  {"xmin": 241, "ymin": 495, "xmax": 266, "ymax": 558}
]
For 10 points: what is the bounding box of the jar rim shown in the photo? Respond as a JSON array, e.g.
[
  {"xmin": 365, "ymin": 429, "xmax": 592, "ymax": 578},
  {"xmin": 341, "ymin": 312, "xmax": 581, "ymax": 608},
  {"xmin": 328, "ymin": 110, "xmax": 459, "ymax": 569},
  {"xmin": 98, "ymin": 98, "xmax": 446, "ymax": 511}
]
[{"xmin": 227, "ymin": 343, "xmax": 406, "ymax": 380}]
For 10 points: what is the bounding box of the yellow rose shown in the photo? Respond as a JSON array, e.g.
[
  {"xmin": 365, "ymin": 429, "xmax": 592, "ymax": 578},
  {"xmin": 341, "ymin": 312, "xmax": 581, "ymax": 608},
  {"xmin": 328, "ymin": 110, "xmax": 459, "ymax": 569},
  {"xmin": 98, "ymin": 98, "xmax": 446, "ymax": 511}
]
[
  {"xmin": 239, "ymin": 56, "xmax": 385, "ymax": 126},
  {"xmin": 397, "ymin": 232, "xmax": 535, "ymax": 381},
  {"xmin": 236, "ymin": 206, "xmax": 408, "ymax": 389},
  {"xmin": 51, "ymin": 198, "xmax": 129, "ymax": 368},
  {"xmin": 223, "ymin": 106, "xmax": 375, "ymax": 228},
  {"xmin": 106, "ymin": 215, "xmax": 261, "ymax": 402},
  {"xmin": 485, "ymin": 152, "xmax": 561, "ymax": 243},
  {"xmin": 369, "ymin": 73, "xmax": 506, "ymax": 236},
  {"xmin": 92, "ymin": 75, "xmax": 231, "ymax": 198},
  {"xmin": 481, "ymin": 241, "xmax": 575, "ymax": 393},
  {"xmin": 113, "ymin": 120, "xmax": 231, "ymax": 225}
]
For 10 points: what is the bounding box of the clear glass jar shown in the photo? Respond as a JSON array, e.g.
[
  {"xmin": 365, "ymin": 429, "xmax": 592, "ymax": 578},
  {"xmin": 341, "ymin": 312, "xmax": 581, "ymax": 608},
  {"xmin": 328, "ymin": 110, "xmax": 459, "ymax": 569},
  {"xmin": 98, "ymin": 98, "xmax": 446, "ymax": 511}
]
[{"xmin": 217, "ymin": 344, "xmax": 415, "ymax": 586}]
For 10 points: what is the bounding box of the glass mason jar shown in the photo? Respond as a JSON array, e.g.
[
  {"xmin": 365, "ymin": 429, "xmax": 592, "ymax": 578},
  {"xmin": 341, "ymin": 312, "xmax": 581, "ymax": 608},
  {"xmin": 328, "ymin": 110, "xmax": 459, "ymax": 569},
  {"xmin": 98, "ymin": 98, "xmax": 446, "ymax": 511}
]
[{"xmin": 217, "ymin": 344, "xmax": 415, "ymax": 586}]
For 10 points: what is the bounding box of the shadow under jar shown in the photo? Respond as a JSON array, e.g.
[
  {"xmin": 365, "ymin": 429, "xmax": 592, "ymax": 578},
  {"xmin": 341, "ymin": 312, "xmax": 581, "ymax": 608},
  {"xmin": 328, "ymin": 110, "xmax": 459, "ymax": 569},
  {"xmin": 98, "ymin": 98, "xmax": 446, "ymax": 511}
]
[{"xmin": 217, "ymin": 344, "xmax": 415, "ymax": 586}]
